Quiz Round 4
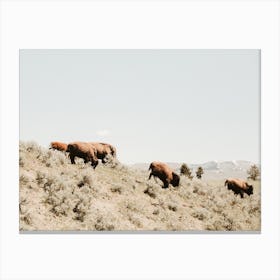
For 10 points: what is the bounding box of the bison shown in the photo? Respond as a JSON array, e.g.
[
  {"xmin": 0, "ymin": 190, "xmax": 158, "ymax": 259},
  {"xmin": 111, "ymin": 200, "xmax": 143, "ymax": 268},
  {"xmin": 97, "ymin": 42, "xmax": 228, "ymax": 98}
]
[
  {"xmin": 148, "ymin": 161, "xmax": 180, "ymax": 188},
  {"xmin": 49, "ymin": 141, "xmax": 68, "ymax": 152},
  {"xmin": 224, "ymin": 178, "xmax": 253, "ymax": 198},
  {"xmin": 66, "ymin": 142, "xmax": 98, "ymax": 169},
  {"xmin": 89, "ymin": 142, "xmax": 116, "ymax": 163}
]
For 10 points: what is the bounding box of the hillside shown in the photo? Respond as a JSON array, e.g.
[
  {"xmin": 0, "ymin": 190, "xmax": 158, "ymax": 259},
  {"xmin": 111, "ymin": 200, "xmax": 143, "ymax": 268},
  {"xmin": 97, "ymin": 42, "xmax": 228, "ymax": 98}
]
[{"xmin": 19, "ymin": 141, "xmax": 261, "ymax": 231}]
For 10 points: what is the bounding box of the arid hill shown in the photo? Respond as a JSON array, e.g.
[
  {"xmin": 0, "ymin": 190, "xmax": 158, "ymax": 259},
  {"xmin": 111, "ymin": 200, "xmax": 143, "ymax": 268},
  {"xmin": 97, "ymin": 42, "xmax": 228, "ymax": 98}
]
[{"xmin": 19, "ymin": 141, "xmax": 261, "ymax": 231}]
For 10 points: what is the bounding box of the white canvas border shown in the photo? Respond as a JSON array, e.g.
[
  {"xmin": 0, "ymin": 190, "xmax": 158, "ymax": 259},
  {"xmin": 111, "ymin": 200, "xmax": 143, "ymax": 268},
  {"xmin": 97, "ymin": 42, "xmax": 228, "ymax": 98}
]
[{"xmin": 0, "ymin": 1, "xmax": 279, "ymax": 280}]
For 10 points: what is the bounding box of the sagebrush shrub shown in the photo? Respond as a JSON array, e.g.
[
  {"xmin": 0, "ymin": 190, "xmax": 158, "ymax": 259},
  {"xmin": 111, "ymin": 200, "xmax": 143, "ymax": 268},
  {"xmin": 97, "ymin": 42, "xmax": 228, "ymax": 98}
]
[
  {"xmin": 144, "ymin": 186, "xmax": 157, "ymax": 198},
  {"xmin": 110, "ymin": 183, "xmax": 123, "ymax": 194}
]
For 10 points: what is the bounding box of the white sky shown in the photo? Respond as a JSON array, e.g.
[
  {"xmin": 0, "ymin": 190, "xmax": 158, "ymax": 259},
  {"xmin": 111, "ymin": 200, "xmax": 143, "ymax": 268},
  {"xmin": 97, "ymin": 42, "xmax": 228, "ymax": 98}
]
[{"xmin": 20, "ymin": 49, "xmax": 260, "ymax": 164}]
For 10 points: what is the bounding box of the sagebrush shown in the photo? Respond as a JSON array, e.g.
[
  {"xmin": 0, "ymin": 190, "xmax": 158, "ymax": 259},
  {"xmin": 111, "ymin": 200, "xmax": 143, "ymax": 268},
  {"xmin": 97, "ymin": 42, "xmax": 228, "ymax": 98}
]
[{"xmin": 19, "ymin": 141, "xmax": 261, "ymax": 231}]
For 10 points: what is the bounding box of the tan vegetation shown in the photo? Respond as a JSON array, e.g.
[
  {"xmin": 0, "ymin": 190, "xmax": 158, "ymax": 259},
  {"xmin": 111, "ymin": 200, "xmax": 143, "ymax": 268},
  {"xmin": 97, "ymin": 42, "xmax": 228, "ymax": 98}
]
[
  {"xmin": 19, "ymin": 141, "xmax": 261, "ymax": 231},
  {"xmin": 180, "ymin": 163, "xmax": 193, "ymax": 180},
  {"xmin": 247, "ymin": 164, "xmax": 261, "ymax": 181},
  {"xmin": 196, "ymin": 166, "xmax": 204, "ymax": 179}
]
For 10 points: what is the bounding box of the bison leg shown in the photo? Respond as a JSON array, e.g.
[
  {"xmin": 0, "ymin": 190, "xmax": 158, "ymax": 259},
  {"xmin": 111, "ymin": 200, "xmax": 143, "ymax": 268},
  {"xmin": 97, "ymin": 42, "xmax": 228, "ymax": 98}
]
[
  {"xmin": 70, "ymin": 154, "xmax": 75, "ymax": 164},
  {"xmin": 148, "ymin": 173, "xmax": 158, "ymax": 183},
  {"xmin": 162, "ymin": 181, "xmax": 169, "ymax": 189},
  {"xmin": 240, "ymin": 191, "xmax": 244, "ymax": 198},
  {"xmin": 88, "ymin": 155, "xmax": 98, "ymax": 169},
  {"xmin": 91, "ymin": 161, "xmax": 98, "ymax": 169}
]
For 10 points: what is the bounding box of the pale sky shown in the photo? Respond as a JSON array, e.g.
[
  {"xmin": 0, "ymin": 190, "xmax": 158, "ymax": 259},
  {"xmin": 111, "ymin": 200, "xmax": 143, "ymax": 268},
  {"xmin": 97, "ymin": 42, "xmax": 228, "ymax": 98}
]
[{"xmin": 20, "ymin": 49, "xmax": 260, "ymax": 164}]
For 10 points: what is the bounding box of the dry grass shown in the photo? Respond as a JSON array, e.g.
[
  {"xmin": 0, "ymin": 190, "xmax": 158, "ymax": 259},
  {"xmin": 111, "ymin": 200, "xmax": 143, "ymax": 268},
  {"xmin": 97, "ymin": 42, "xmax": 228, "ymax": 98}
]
[{"xmin": 19, "ymin": 141, "xmax": 261, "ymax": 231}]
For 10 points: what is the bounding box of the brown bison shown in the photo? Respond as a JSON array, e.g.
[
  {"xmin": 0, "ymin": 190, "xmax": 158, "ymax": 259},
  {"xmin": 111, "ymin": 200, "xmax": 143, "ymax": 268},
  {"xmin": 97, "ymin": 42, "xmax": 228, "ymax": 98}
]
[
  {"xmin": 66, "ymin": 142, "xmax": 98, "ymax": 169},
  {"xmin": 224, "ymin": 178, "xmax": 253, "ymax": 198},
  {"xmin": 89, "ymin": 142, "xmax": 116, "ymax": 163},
  {"xmin": 148, "ymin": 161, "xmax": 180, "ymax": 188},
  {"xmin": 49, "ymin": 141, "xmax": 68, "ymax": 152}
]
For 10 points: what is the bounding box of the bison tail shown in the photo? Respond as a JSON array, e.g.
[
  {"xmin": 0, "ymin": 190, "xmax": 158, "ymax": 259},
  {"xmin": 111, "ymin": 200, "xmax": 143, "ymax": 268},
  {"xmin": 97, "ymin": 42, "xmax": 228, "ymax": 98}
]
[{"xmin": 224, "ymin": 180, "xmax": 228, "ymax": 186}]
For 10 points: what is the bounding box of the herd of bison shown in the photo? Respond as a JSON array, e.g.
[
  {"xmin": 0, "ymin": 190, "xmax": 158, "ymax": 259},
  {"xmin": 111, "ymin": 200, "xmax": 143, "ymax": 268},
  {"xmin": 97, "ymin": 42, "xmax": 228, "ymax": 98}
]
[{"xmin": 50, "ymin": 141, "xmax": 254, "ymax": 199}]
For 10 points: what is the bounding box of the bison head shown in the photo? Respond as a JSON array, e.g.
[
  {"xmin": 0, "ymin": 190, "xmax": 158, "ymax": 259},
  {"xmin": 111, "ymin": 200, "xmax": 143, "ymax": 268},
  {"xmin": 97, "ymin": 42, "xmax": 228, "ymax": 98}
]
[
  {"xmin": 66, "ymin": 144, "xmax": 73, "ymax": 153},
  {"xmin": 171, "ymin": 172, "xmax": 180, "ymax": 187},
  {"xmin": 246, "ymin": 184, "xmax": 253, "ymax": 196}
]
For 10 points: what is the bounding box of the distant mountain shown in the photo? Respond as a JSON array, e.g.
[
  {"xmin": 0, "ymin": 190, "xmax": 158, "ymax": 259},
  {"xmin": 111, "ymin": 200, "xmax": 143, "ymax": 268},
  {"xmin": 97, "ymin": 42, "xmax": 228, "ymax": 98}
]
[{"xmin": 131, "ymin": 160, "xmax": 260, "ymax": 180}]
